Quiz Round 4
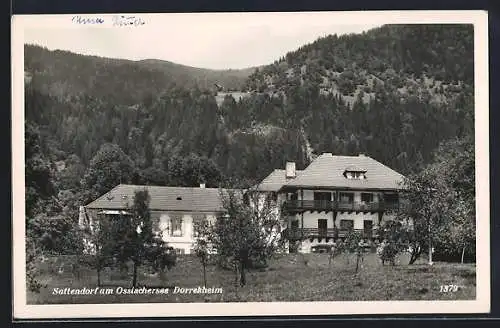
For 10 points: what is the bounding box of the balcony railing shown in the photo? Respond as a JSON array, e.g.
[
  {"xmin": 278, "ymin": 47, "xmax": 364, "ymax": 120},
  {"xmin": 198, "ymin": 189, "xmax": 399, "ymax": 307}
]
[
  {"xmin": 336, "ymin": 201, "xmax": 381, "ymax": 212},
  {"xmin": 284, "ymin": 200, "xmax": 336, "ymax": 212},
  {"xmin": 384, "ymin": 201, "xmax": 403, "ymax": 211},
  {"xmin": 284, "ymin": 228, "xmax": 379, "ymax": 240},
  {"xmin": 283, "ymin": 200, "xmax": 400, "ymax": 212}
]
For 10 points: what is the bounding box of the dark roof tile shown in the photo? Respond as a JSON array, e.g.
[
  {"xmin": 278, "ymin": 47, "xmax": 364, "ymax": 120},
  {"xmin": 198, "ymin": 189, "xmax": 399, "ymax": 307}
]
[
  {"xmin": 257, "ymin": 169, "xmax": 304, "ymax": 192},
  {"xmin": 85, "ymin": 184, "xmax": 229, "ymax": 212},
  {"xmin": 280, "ymin": 154, "xmax": 405, "ymax": 191}
]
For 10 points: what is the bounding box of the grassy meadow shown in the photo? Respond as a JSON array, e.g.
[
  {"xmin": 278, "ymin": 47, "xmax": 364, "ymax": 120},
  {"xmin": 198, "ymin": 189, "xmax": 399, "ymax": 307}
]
[{"xmin": 27, "ymin": 252, "xmax": 476, "ymax": 304}]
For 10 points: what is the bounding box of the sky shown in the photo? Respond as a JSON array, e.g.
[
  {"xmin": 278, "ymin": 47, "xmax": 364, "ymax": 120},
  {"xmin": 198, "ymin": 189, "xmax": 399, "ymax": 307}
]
[{"xmin": 22, "ymin": 13, "xmax": 381, "ymax": 70}]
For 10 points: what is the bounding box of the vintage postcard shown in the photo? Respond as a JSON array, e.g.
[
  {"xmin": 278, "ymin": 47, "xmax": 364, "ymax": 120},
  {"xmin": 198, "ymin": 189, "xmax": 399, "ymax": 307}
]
[{"xmin": 12, "ymin": 10, "xmax": 490, "ymax": 319}]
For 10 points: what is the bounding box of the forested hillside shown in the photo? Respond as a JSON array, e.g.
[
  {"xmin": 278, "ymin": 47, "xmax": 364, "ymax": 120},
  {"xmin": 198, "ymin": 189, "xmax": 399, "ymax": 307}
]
[
  {"xmin": 239, "ymin": 24, "xmax": 474, "ymax": 171},
  {"xmin": 24, "ymin": 24, "xmax": 474, "ymax": 238},
  {"xmin": 24, "ymin": 44, "xmax": 255, "ymax": 106},
  {"xmin": 245, "ymin": 24, "xmax": 473, "ymax": 97}
]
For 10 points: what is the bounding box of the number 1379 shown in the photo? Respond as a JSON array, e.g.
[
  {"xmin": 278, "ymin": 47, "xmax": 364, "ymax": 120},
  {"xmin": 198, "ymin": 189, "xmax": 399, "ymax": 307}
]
[{"xmin": 440, "ymin": 285, "xmax": 459, "ymax": 292}]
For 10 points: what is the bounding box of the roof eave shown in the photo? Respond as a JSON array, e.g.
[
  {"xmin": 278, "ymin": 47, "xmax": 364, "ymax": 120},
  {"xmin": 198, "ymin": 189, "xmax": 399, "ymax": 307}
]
[
  {"xmin": 85, "ymin": 206, "xmax": 226, "ymax": 213},
  {"xmin": 278, "ymin": 184, "xmax": 404, "ymax": 192}
]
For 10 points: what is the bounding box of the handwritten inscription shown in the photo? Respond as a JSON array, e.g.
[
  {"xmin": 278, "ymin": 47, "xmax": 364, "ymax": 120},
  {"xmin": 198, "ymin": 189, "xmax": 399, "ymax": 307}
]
[
  {"xmin": 72, "ymin": 16, "xmax": 105, "ymax": 25},
  {"xmin": 112, "ymin": 15, "xmax": 146, "ymax": 27},
  {"xmin": 72, "ymin": 15, "xmax": 145, "ymax": 26}
]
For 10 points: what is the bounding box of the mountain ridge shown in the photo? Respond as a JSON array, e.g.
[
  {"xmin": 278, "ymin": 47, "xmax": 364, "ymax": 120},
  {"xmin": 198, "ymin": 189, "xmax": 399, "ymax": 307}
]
[
  {"xmin": 24, "ymin": 24, "xmax": 474, "ymax": 192},
  {"xmin": 138, "ymin": 58, "xmax": 259, "ymax": 73},
  {"xmin": 243, "ymin": 24, "xmax": 473, "ymax": 108},
  {"xmin": 24, "ymin": 44, "xmax": 258, "ymax": 105}
]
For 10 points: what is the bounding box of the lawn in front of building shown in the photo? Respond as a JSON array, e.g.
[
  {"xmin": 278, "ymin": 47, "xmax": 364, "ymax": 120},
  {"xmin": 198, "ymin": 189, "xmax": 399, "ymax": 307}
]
[{"xmin": 27, "ymin": 252, "xmax": 476, "ymax": 304}]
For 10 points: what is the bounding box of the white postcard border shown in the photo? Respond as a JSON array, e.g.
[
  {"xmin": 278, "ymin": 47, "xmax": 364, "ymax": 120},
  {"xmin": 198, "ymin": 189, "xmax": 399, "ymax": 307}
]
[{"xmin": 12, "ymin": 10, "xmax": 490, "ymax": 319}]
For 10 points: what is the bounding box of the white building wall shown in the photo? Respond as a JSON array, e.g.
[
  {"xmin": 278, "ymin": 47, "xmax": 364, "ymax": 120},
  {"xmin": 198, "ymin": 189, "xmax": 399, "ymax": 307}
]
[
  {"xmin": 302, "ymin": 212, "xmax": 335, "ymax": 228},
  {"xmin": 291, "ymin": 211, "xmax": 381, "ymax": 230},
  {"xmin": 280, "ymin": 188, "xmax": 404, "ymax": 254},
  {"xmin": 286, "ymin": 208, "xmax": 393, "ymax": 254},
  {"xmin": 152, "ymin": 211, "xmax": 218, "ymax": 255},
  {"xmin": 335, "ymin": 212, "xmax": 380, "ymax": 230}
]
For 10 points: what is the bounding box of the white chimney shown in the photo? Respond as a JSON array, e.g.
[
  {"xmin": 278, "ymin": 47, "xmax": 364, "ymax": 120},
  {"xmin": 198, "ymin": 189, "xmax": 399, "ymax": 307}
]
[
  {"xmin": 200, "ymin": 183, "xmax": 206, "ymax": 188},
  {"xmin": 285, "ymin": 162, "xmax": 296, "ymax": 179}
]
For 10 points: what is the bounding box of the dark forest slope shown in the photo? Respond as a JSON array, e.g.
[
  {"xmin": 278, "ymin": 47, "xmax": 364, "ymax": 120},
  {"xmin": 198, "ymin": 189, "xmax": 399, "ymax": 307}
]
[
  {"xmin": 244, "ymin": 24, "xmax": 473, "ymax": 106},
  {"xmin": 24, "ymin": 24, "xmax": 474, "ymax": 208},
  {"xmin": 24, "ymin": 44, "xmax": 255, "ymax": 106}
]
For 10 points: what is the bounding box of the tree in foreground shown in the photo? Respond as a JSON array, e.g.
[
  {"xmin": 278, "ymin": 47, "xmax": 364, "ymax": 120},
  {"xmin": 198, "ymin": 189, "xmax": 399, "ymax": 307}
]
[
  {"xmin": 376, "ymin": 220, "xmax": 411, "ymax": 266},
  {"xmin": 83, "ymin": 213, "xmax": 114, "ymax": 286},
  {"xmin": 122, "ymin": 189, "xmax": 176, "ymax": 287},
  {"xmin": 334, "ymin": 229, "xmax": 366, "ymax": 273},
  {"xmin": 427, "ymin": 137, "xmax": 475, "ymax": 263},
  {"xmin": 193, "ymin": 219, "xmax": 213, "ymax": 288},
  {"xmin": 394, "ymin": 167, "xmax": 449, "ymax": 265},
  {"xmin": 393, "ymin": 136, "xmax": 475, "ymax": 264},
  {"xmin": 101, "ymin": 189, "xmax": 176, "ymax": 287},
  {"xmin": 127, "ymin": 189, "xmax": 153, "ymax": 287},
  {"xmin": 81, "ymin": 189, "xmax": 176, "ymax": 287},
  {"xmin": 206, "ymin": 186, "xmax": 284, "ymax": 286},
  {"xmin": 25, "ymin": 121, "xmax": 56, "ymax": 292}
]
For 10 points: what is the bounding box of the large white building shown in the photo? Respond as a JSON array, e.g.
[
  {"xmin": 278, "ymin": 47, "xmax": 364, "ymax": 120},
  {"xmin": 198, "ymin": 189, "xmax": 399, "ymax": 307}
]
[
  {"xmin": 81, "ymin": 153, "xmax": 406, "ymax": 255},
  {"xmin": 258, "ymin": 153, "xmax": 405, "ymax": 253},
  {"xmin": 81, "ymin": 184, "xmax": 226, "ymax": 255}
]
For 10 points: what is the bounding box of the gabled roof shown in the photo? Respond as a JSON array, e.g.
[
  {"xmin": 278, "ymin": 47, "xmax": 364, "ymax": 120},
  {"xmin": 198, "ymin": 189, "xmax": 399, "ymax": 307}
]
[
  {"xmin": 256, "ymin": 169, "xmax": 304, "ymax": 192},
  {"xmin": 279, "ymin": 154, "xmax": 405, "ymax": 191},
  {"xmin": 85, "ymin": 184, "xmax": 229, "ymax": 212}
]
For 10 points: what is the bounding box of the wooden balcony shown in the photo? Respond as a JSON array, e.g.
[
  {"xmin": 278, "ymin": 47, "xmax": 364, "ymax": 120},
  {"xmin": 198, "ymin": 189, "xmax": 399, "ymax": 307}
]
[
  {"xmin": 284, "ymin": 228, "xmax": 379, "ymax": 241},
  {"xmin": 336, "ymin": 201, "xmax": 382, "ymax": 212},
  {"xmin": 283, "ymin": 200, "xmax": 397, "ymax": 213},
  {"xmin": 283, "ymin": 200, "xmax": 336, "ymax": 213},
  {"xmin": 383, "ymin": 201, "xmax": 405, "ymax": 211}
]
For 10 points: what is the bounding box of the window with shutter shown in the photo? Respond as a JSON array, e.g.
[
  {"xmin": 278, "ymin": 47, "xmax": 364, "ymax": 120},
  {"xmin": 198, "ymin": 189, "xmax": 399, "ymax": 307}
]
[
  {"xmin": 361, "ymin": 193, "xmax": 373, "ymax": 203},
  {"xmin": 158, "ymin": 214, "xmax": 170, "ymax": 239},
  {"xmin": 171, "ymin": 215, "xmax": 183, "ymax": 237},
  {"xmin": 339, "ymin": 192, "xmax": 354, "ymax": 204}
]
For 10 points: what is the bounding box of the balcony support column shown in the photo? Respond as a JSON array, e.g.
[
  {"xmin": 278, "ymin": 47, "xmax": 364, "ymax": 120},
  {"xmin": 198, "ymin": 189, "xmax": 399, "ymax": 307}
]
[{"xmin": 377, "ymin": 211, "xmax": 383, "ymax": 226}]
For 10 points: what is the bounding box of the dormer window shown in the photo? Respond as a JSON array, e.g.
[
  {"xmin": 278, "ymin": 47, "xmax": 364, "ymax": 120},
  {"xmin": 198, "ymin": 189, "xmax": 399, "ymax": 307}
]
[
  {"xmin": 343, "ymin": 165, "xmax": 366, "ymax": 180},
  {"xmin": 343, "ymin": 169, "xmax": 366, "ymax": 180}
]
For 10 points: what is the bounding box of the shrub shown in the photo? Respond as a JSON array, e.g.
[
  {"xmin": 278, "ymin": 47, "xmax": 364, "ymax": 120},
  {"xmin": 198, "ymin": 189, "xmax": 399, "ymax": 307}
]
[
  {"xmin": 146, "ymin": 243, "xmax": 177, "ymax": 272},
  {"xmin": 288, "ymin": 240, "xmax": 301, "ymax": 253},
  {"xmin": 377, "ymin": 242, "xmax": 399, "ymax": 266}
]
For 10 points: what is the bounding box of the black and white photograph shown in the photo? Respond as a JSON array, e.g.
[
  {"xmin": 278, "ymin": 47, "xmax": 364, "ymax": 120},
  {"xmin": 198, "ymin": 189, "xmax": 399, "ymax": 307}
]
[{"xmin": 12, "ymin": 11, "xmax": 490, "ymax": 318}]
